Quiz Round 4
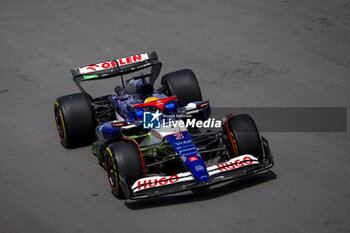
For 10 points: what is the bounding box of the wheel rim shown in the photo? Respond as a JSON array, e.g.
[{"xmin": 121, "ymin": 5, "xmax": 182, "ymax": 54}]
[
  {"xmin": 54, "ymin": 104, "xmax": 65, "ymax": 142},
  {"xmin": 106, "ymin": 150, "xmax": 119, "ymax": 191},
  {"xmin": 226, "ymin": 114, "xmax": 238, "ymax": 157}
]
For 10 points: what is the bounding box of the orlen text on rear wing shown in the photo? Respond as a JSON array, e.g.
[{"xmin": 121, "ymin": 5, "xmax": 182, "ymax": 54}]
[{"xmin": 70, "ymin": 51, "xmax": 162, "ymax": 98}]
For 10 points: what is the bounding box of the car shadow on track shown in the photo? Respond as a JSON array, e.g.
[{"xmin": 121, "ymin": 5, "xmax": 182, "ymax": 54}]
[{"xmin": 124, "ymin": 170, "xmax": 277, "ymax": 210}]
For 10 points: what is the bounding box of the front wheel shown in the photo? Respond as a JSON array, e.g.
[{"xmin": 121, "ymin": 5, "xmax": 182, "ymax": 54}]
[
  {"xmin": 224, "ymin": 114, "xmax": 263, "ymax": 160},
  {"xmin": 105, "ymin": 141, "xmax": 144, "ymax": 199},
  {"xmin": 106, "ymin": 149, "xmax": 124, "ymax": 198}
]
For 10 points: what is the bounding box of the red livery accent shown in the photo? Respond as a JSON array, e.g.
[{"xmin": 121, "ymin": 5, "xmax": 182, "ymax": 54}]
[
  {"xmin": 199, "ymin": 101, "xmax": 210, "ymax": 108},
  {"xmin": 189, "ymin": 156, "xmax": 198, "ymax": 162},
  {"xmin": 133, "ymin": 96, "xmax": 177, "ymax": 111},
  {"xmin": 174, "ymin": 132, "xmax": 184, "ymax": 140},
  {"xmin": 111, "ymin": 121, "xmax": 127, "ymax": 127}
]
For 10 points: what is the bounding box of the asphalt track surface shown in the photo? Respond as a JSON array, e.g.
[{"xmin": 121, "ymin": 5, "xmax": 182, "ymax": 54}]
[{"xmin": 1, "ymin": 0, "xmax": 350, "ymax": 232}]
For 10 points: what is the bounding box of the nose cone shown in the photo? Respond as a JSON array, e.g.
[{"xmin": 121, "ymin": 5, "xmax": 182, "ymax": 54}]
[{"xmin": 165, "ymin": 132, "xmax": 209, "ymax": 182}]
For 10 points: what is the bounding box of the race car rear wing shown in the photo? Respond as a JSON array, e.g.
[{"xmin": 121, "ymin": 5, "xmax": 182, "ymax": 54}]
[{"xmin": 70, "ymin": 51, "xmax": 162, "ymax": 98}]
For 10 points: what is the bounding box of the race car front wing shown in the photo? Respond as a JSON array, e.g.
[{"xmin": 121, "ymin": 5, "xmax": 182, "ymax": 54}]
[{"xmin": 129, "ymin": 137, "xmax": 274, "ymax": 199}]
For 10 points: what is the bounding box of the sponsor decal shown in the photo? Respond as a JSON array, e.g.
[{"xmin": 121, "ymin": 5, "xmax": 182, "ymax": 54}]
[
  {"xmin": 207, "ymin": 155, "xmax": 259, "ymax": 175},
  {"xmin": 174, "ymin": 140, "xmax": 192, "ymax": 146},
  {"xmin": 132, "ymin": 174, "xmax": 193, "ymax": 192},
  {"xmin": 79, "ymin": 60, "xmax": 116, "ymax": 74},
  {"xmin": 78, "ymin": 53, "xmax": 148, "ymax": 74},
  {"xmin": 189, "ymin": 156, "xmax": 198, "ymax": 162},
  {"xmin": 132, "ymin": 155, "xmax": 259, "ymax": 193},
  {"xmin": 143, "ymin": 110, "xmax": 162, "ymax": 129},
  {"xmin": 117, "ymin": 53, "xmax": 149, "ymax": 66},
  {"xmin": 195, "ymin": 165, "xmax": 205, "ymax": 172}
]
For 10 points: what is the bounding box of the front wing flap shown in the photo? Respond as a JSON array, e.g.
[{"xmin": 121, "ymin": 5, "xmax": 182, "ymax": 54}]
[{"xmin": 130, "ymin": 151, "xmax": 273, "ymax": 199}]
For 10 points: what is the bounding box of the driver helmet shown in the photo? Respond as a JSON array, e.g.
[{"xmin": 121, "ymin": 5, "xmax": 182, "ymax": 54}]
[{"xmin": 144, "ymin": 96, "xmax": 159, "ymax": 103}]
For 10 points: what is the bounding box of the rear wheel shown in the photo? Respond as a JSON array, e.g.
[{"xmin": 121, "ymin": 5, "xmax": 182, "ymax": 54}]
[
  {"xmin": 54, "ymin": 93, "xmax": 96, "ymax": 148},
  {"xmin": 161, "ymin": 69, "xmax": 202, "ymax": 106},
  {"xmin": 105, "ymin": 141, "xmax": 144, "ymax": 199},
  {"xmin": 224, "ymin": 114, "xmax": 263, "ymax": 160}
]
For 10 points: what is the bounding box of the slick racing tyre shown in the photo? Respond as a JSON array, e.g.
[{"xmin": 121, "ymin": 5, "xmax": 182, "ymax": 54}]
[
  {"xmin": 224, "ymin": 114, "xmax": 263, "ymax": 160},
  {"xmin": 54, "ymin": 93, "xmax": 96, "ymax": 148},
  {"xmin": 161, "ymin": 69, "xmax": 202, "ymax": 107},
  {"xmin": 105, "ymin": 141, "xmax": 144, "ymax": 199}
]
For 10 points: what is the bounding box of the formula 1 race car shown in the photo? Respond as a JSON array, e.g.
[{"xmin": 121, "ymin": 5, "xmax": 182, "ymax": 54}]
[{"xmin": 54, "ymin": 51, "xmax": 274, "ymax": 199}]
